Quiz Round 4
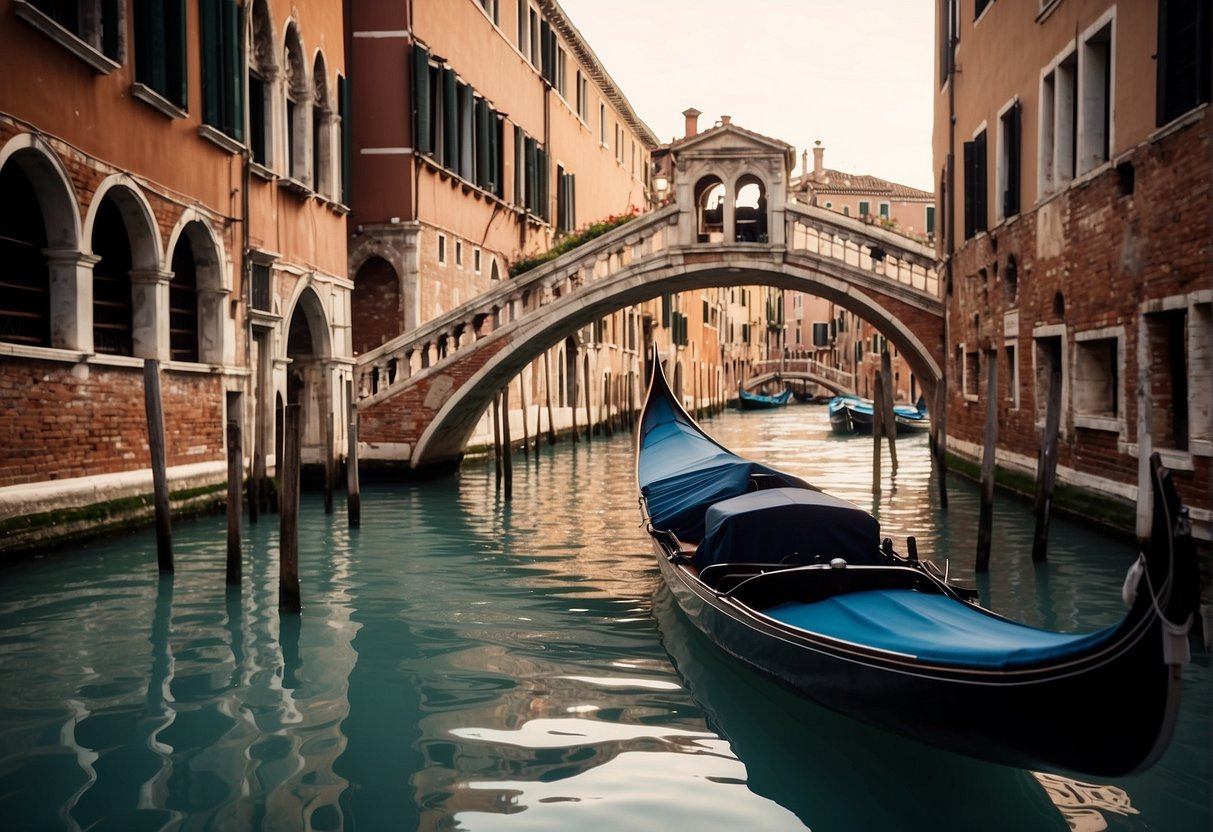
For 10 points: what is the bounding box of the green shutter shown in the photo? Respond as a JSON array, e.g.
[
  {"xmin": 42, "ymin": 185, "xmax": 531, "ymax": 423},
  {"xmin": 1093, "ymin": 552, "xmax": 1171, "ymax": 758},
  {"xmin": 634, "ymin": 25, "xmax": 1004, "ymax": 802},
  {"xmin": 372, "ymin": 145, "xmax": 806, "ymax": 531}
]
[
  {"xmin": 413, "ymin": 45, "xmax": 431, "ymax": 155},
  {"xmin": 475, "ymin": 98, "xmax": 489, "ymax": 187},
  {"xmin": 442, "ymin": 68, "xmax": 457, "ymax": 169},
  {"xmin": 200, "ymin": 0, "xmax": 219, "ymax": 126},
  {"xmin": 226, "ymin": 0, "xmax": 243, "ymax": 139}
]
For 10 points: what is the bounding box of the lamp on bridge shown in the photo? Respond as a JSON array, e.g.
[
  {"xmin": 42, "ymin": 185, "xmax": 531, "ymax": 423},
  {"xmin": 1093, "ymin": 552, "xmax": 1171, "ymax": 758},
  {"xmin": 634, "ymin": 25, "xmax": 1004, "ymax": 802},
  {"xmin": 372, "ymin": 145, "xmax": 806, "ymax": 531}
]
[{"xmin": 654, "ymin": 175, "xmax": 669, "ymax": 198}]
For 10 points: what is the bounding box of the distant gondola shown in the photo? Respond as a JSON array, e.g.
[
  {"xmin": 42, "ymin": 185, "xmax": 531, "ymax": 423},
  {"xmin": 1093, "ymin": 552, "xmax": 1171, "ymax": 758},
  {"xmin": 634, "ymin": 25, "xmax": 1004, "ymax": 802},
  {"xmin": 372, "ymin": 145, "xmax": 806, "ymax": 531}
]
[
  {"xmin": 637, "ymin": 349, "xmax": 1197, "ymax": 776},
  {"xmin": 738, "ymin": 385, "xmax": 792, "ymax": 410},
  {"xmin": 828, "ymin": 394, "xmax": 930, "ymax": 434}
]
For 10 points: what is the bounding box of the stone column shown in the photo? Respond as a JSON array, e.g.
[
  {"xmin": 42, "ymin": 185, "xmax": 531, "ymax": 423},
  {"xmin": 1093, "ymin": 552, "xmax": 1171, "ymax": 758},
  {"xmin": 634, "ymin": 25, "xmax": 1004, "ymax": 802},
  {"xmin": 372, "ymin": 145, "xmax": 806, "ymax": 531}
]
[
  {"xmin": 129, "ymin": 268, "xmax": 174, "ymax": 360},
  {"xmin": 45, "ymin": 248, "xmax": 99, "ymax": 353}
]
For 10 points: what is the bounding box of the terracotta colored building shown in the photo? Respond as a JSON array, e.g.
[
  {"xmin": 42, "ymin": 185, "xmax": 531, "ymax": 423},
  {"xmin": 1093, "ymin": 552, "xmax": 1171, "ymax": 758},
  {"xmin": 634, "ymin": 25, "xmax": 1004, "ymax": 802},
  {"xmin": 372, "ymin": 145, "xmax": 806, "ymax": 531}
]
[
  {"xmin": 934, "ymin": 0, "xmax": 1210, "ymax": 541},
  {"xmin": 0, "ymin": 0, "xmax": 350, "ymax": 553},
  {"xmin": 345, "ymin": 0, "xmax": 667, "ymax": 451}
]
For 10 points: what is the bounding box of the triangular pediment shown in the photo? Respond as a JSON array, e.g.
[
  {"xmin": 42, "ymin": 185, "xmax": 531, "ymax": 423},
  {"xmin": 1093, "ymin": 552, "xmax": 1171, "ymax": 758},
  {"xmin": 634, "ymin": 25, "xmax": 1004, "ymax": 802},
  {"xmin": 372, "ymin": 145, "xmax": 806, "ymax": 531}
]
[{"xmin": 675, "ymin": 124, "xmax": 795, "ymax": 163}]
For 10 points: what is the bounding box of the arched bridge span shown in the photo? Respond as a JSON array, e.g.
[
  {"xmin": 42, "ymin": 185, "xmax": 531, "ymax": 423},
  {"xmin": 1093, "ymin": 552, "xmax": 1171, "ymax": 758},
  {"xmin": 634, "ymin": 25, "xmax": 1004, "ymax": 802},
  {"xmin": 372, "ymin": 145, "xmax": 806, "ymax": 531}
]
[{"xmin": 355, "ymin": 202, "xmax": 943, "ymax": 470}]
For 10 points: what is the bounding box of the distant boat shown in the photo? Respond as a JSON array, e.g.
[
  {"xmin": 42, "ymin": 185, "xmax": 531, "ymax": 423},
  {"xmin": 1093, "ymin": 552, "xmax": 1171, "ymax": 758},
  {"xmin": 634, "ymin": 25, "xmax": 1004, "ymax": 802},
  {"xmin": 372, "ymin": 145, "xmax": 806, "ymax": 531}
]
[
  {"xmin": 829, "ymin": 394, "xmax": 929, "ymax": 435},
  {"xmin": 738, "ymin": 385, "xmax": 792, "ymax": 410},
  {"xmin": 636, "ymin": 349, "xmax": 1199, "ymax": 777}
]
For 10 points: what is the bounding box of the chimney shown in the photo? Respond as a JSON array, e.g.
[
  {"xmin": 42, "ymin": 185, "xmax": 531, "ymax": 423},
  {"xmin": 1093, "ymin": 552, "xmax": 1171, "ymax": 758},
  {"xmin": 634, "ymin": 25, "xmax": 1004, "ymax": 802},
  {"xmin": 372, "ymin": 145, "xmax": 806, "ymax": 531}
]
[
  {"xmin": 801, "ymin": 150, "xmax": 809, "ymax": 178},
  {"xmin": 720, "ymin": 114, "xmax": 731, "ymax": 126},
  {"xmin": 812, "ymin": 140, "xmax": 825, "ymax": 182},
  {"xmin": 683, "ymin": 107, "xmax": 702, "ymax": 138}
]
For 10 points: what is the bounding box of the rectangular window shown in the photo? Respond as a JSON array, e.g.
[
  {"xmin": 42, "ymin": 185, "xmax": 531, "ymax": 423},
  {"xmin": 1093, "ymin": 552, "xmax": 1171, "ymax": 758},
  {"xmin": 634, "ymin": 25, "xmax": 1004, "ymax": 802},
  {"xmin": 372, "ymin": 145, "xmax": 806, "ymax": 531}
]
[
  {"xmin": 455, "ymin": 239, "xmax": 464, "ymax": 268},
  {"xmin": 1004, "ymin": 342, "xmax": 1019, "ymax": 408},
  {"xmin": 1078, "ymin": 18, "xmax": 1112, "ymax": 176},
  {"xmin": 965, "ymin": 350, "xmax": 980, "ymax": 398},
  {"xmin": 338, "ymin": 74, "xmax": 350, "ymax": 204},
  {"xmin": 599, "ymin": 103, "xmax": 607, "ymax": 145},
  {"xmin": 812, "ymin": 322, "xmax": 830, "ymax": 347},
  {"xmin": 437, "ymin": 233, "xmax": 447, "ymax": 265},
  {"xmin": 474, "ymin": 248, "xmax": 482, "ymax": 274},
  {"xmin": 1156, "ymin": 0, "xmax": 1212, "ymax": 126},
  {"xmin": 1144, "ymin": 309, "xmax": 1189, "ymax": 450},
  {"xmin": 251, "ymin": 262, "xmax": 271, "ymax": 311},
  {"xmin": 135, "ymin": 0, "xmax": 187, "ymax": 108},
  {"xmin": 1034, "ymin": 332, "xmax": 1064, "ymax": 426},
  {"xmin": 517, "ymin": 0, "xmax": 527, "ymax": 53},
  {"xmin": 858, "ymin": 200, "xmax": 869, "ymax": 218},
  {"xmin": 1041, "ymin": 51, "xmax": 1078, "ymax": 195},
  {"xmin": 998, "ymin": 101, "xmax": 1021, "ymax": 219},
  {"xmin": 926, "ymin": 204, "xmax": 936, "ymax": 235},
  {"xmin": 879, "ymin": 202, "xmax": 890, "ymax": 219},
  {"xmin": 200, "ymin": 0, "xmax": 242, "ymax": 139},
  {"xmin": 575, "ymin": 72, "xmax": 589, "ymax": 121},
  {"xmin": 555, "ymin": 45, "xmax": 567, "ymax": 99},
  {"xmin": 1073, "ymin": 331, "xmax": 1121, "ymax": 428},
  {"xmin": 963, "ymin": 128, "xmax": 988, "ymax": 238},
  {"xmin": 556, "ymin": 167, "xmax": 576, "ymax": 233},
  {"xmin": 1191, "ymin": 302, "xmax": 1212, "ymax": 445}
]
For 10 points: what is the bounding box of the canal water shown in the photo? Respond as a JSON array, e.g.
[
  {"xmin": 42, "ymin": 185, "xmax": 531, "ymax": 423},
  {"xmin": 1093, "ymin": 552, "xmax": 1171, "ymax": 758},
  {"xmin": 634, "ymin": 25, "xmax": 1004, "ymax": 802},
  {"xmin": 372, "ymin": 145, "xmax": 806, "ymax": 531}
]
[{"xmin": 0, "ymin": 404, "xmax": 1208, "ymax": 831}]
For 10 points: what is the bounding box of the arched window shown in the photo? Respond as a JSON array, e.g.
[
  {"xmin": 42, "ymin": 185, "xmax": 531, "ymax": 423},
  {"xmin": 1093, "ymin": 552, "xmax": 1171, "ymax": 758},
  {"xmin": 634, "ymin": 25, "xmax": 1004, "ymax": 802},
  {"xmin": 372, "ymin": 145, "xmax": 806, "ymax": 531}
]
[
  {"xmin": 312, "ymin": 52, "xmax": 331, "ymax": 196},
  {"xmin": 283, "ymin": 23, "xmax": 309, "ymax": 184},
  {"xmin": 734, "ymin": 175, "xmax": 767, "ymax": 242},
  {"xmin": 91, "ymin": 198, "xmax": 134, "ymax": 356},
  {"xmin": 169, "ymin": 234, "xmax": 199, "ymax": 362},
  {"xmin": 248, "ymin": 0, "xmax": 276, "ymax": 167},
  {"xmin": 0, "ymin": 161, "xmax": 51, "ymax": 347},
  {"xmin": 694, "ymin": 176, "xmax": 725, "ymax": 242}
]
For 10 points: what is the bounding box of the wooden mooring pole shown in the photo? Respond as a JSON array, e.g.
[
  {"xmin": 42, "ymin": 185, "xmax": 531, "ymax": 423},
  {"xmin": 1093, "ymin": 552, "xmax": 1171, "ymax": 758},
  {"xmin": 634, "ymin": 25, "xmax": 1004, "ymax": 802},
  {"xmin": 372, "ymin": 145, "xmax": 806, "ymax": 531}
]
[
  {"xmin": 543, "ymin": 351, "xmax": 556, "ymax": 446},
  {"xmin": 872, "ymin": 372, "xmax": 885, "ymax": 488},
  {"xmin": 279, "ymin": 403, "xmax": 302, "ymax": 614},
  {"xmin": 501, "ymin": 389, "xmax": 513, "ymax": 500},
  {"xmin": 880, "ymin": 352, "xmax": 898, "ymax": 474},
  {"xmin": 976, "ymin": 352, "xmax": 998, "ymax": 572},
  {"xmin": 346, "ymin": 379, "xmax": 360, "ymax": 528},
  {"xmin": 323, "ymin": 412, "xmax": 334, "ymax": 514},
  {"xmin": 1032, "ymin": 362, "xmax": 1063, "ymax": 562},
  {"xmin": 492, "ymin": 395, "xmax": 503, "ymax": 486},
  {"xmin": 143, "ymin": 359, "xmax": 173, "ymax": 574},
  {"xmin": 226, "ymin": 420, "xmax": 242, "ymax": 586},
  {"xmin": 583, "ymin": 353, "xmax": 593, "ymax": 442},
  {"xmin": 519, "ymin": 376, "xmax": 530, "ymax": 458}
]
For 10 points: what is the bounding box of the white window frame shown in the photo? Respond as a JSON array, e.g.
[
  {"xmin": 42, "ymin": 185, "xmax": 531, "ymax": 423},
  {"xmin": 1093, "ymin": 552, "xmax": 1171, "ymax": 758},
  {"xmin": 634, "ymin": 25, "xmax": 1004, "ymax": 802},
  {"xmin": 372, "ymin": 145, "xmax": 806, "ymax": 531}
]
[
  {"xmin": 1032, "ymin": 323, "xmax": 1068, "ymax": 431},
  {"xmin": 1072, "ymin": 325, "xmax": 1125, "ymax": 434},
  {"xmin": 437, "ymin": 232, "xmax": 447, "ymax": 266},
  {"xmin": 995, "ymin": 96, "xmax": 1018, "ymax": 223}
]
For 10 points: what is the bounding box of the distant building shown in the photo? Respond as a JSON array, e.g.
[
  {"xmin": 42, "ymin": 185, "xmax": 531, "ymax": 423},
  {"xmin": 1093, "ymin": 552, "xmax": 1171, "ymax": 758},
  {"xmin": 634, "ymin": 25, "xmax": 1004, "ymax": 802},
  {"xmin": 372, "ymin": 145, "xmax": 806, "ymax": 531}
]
[
  {"xmin": 345, "ymin": 0, "xmax": 661, "ymax": 453},
  {"xmin": 784, "ymin": 144, "xmax": 935, "ymax": 405},
  {"xmin": 933, "ymin": 0, "xmax": 1210, "ymax": 541},
  {"xmin": 0, "ymin": 0, "xmax": 350, "ymax": 553}
]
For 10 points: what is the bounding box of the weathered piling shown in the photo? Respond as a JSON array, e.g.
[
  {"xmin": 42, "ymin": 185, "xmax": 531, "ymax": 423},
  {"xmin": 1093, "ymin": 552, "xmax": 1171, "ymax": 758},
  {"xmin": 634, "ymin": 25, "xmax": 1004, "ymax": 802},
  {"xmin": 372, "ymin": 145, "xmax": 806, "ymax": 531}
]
[
  {"xmin": 492, "ymin": 395, "xmax": 503, "ymax": 486},
  {"xmin": 323, "ymin": 412, "xmax": 334, "ymax": 514},
  {"xmin": 226, "ymin": 420, "xmax": 242, "ymax": 586},
  {"xmin": 583, "ymin": 353, "xmax": 593, "ymax": 442},
  {"xmin": 880, "ymin": 352, "xmax": 898, "ymax": 474},
  {"xmin": 543, "ymin": 351, "xmax": 556, "ymax": 446},
  {"xmin": 346, "ymin": 379, "xmax": 361, "ymax": 528},
  {"xmin": 519, "ymin": 376, "xmax": 530, "ymax": 457},
  {"xmin": 1032, "ymin": 362, "xmax": 1063, "ymax": 562},
  {"xmin": 143, "ymin": 359, "xmax": 173, "ymax": 573},
  {"xmin": 501, "ymin": 389, "xmax": 513, "ymax": 500},
  {"xmin": 872, "ymin": 372, "xmax": 885, "ymax": 488},
  {"xmin": 279, "ymin": 403, "xmax": 302, "ymax": 614},
  {"xmin": 976, "ymin": 352, "xmax": 999, "ymax": 572}
]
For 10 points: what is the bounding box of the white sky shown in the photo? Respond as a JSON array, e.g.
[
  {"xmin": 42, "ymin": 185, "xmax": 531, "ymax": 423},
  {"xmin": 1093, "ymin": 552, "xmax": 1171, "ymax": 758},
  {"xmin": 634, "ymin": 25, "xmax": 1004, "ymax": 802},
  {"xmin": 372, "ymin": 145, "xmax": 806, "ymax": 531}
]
[{"xmin": 556, "ymin": 0, "xmax": 937, "ymax": 191}]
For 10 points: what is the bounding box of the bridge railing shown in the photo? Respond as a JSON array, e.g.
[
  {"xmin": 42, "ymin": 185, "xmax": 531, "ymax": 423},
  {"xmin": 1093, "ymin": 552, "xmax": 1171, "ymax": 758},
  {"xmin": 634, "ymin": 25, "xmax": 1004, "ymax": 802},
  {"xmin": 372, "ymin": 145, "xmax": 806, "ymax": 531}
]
[
  {"xmin": 752, "ymin": 358, "xmax": 855, "ymax": 390},
  {"xmin": 784, "ymin": 202, "xmax": 939, "ymax": 297},
  {"xmin": 353, "ymin": 203, "xmax": 680, "ymax": 404}
]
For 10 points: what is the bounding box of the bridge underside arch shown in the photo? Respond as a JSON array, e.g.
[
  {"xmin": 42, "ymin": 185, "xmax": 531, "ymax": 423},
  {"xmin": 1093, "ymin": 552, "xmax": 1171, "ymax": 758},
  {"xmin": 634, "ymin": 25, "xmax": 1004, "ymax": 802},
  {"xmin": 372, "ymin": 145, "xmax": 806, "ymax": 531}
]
[
  {"xmin": 410, "ymin": 256, "xmax": 943, "ymax": 469},
  {"xmin": 745, "ymin": 372, "xmax": 851, "ymax": 396}
]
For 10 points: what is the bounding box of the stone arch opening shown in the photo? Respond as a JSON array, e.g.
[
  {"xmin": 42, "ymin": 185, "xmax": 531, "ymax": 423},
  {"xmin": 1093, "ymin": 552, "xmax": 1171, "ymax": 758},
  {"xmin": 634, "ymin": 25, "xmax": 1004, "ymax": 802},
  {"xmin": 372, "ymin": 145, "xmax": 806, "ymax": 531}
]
[
  {"xmin": 167, "ymin": 215, "xmax": 226, "ymax": 365},
  {"xmin": 285, "ymin": 286, "xmax": 333, "ymax": 453},
  {"xmin": 734, "ymin": 175, "xmax": 768, "ymax": 242},
  {"xmin": 283, "ymin": 22, "xmax": 309, "ymax": 184},
  {"xmin": 0, "ymin": 156, "xmax": 52, "ymax": 347},
  {"xmin": 694, "ymin": 175, "xmax": 725, "ymax": 242},
  {"xmin": 86, "ymin": 182, "xmax": 161, "ymax": 358},
  {"xmin": 352, "ymin": 255, "xmax": 402, "ymax": 355}
]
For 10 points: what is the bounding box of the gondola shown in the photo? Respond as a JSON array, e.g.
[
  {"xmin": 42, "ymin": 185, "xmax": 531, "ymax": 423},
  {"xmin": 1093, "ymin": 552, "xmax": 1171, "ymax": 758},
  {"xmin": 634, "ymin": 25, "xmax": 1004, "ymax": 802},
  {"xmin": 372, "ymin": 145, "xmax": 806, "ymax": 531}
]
[
  {"xmin": 636, "ymin": 351, "xmax": 1197, "ymax": 776},
  {"xmin": 828, "ymin": 394, "xmax": 930, "ymax": 435},
  {"xmin": 738, "ymin": 385, "xmax": 792, "ymax": 410}
]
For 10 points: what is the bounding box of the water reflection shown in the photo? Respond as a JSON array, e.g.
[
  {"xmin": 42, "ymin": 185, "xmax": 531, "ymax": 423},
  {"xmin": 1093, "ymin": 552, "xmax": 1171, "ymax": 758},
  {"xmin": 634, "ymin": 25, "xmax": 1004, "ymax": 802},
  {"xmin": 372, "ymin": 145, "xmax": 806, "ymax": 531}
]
[{"xmin": 0, "ymin": 404, "xmax": 1207, "ymax": 830}]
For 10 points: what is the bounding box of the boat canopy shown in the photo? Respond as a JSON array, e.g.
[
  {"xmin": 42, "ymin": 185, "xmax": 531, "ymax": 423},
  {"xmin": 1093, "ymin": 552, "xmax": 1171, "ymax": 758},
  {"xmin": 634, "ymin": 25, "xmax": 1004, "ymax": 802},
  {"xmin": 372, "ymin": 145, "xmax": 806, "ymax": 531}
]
[
  {"xmin": 639, "ymin": 385, "xmax": 810, "ymax": 542},
  {"xmin": 695, "ymin": 487, "xmax": 882, "ymax": 569}
]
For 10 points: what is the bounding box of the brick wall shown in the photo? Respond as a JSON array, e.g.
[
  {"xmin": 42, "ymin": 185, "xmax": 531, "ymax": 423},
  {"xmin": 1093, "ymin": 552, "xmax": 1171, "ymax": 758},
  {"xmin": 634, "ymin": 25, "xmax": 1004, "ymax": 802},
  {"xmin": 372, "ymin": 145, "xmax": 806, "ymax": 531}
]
[
  {"xmin": 946, "ymin": 113, "xmax": 1211, "ymax": 513},
  {"xmin": 0, "ymin": 360, "xmax": 224, "ymax": 488}
]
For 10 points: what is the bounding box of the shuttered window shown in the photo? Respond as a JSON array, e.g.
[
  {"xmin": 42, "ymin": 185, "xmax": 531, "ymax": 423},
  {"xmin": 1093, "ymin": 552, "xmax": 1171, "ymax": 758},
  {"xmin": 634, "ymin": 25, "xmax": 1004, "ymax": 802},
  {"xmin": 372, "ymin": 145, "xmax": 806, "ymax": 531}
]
[
  {"xmin": 1156, "ymin": 0, "xmax": 1211, "ymax": 126},
  {"xmin": 1000, "ymin": 101, "xmax": 1021, "ymax": 218},
  {"xmin": 135, "ymin": 0, "xmax": 187, "ymax": 108},
  {"xmin": 199, "ymin": 0, "xmax": 243, "ymax": 141},
  {"xmin": 963, "ymin": 129, "xmax": 988, "ymax": 239}
]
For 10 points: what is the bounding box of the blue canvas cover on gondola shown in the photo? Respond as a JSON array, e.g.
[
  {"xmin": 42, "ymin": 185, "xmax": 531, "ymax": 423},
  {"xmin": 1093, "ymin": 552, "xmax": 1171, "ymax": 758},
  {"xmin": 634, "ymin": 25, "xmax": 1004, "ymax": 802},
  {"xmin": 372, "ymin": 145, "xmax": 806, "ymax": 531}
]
[
  {"xmin": 638, "ymin": 376, "xmax": 810, "ymax": 543},
  {"xmin": 695, "ymin": 487, "xmax": 882, "ymax": 569}
]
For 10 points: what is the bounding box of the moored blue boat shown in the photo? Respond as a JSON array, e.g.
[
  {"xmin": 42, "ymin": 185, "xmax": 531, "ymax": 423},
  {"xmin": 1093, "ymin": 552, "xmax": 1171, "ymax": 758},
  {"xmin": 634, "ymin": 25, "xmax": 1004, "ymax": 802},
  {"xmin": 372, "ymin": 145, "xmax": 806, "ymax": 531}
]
[
  {"xmin": 828, "ymin": 394, "xmax": 929, "ymax": 435},
  {"xmin": 637, "ymin": 350, "xmax": 1197, "ymax": 776},
  {"xmin": 738, "ymin": 385, "xmax": 792, "ymax": 410}
]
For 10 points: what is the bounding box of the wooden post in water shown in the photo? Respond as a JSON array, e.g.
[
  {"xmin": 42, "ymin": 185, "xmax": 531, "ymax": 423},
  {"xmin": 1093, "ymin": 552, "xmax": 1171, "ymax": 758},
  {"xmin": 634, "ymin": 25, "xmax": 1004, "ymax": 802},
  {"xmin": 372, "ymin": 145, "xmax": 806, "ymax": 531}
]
[
  {"xmin": 143, "ymin": 359, "xmax": 173, "ymax": 573},
  {"xmin": 519, "ymin": 375, "xmax": 530, "ymax": 457},
  {"xmin": 543, "ymin": 351, "xmax": 556, "ymax": 446},
  {"xmin": 880, "ymin": 352, "xmax": 898, "ymax": 474},
  {"xmin": 976, "ymin": 352, "xmax": 999, "ymax": 572},
  {"xmin": 492, "ymin": 395, "xmax": 503, "ymax": 487},
  {"xmin": 346, "ymin": 380, "xmax": 360, "ymax": 528},
  {"xmin": 872, "ymin": 371, "xmax": 885, "ymax": 488},
  {"xmin": 1032, "ymin": 362, "xmax": 1063, "ymax": 562},
  {"xmin": 279, "ymin": 403, "xmax": 302, "ymax": 614},
  {"xmin": 501, "ymin": 389, "xmax": 513, "ymax": 500},
  {"xmin": 583, "ymin": 352, "xmax": 593, "ymax": 442},
  {"xmin": 323, "ymin": 411, "xmax": 334, "ymax": 514},
  {"xmin": 226, "ymin": 420, "xmax": 242, "ymax": 586}
]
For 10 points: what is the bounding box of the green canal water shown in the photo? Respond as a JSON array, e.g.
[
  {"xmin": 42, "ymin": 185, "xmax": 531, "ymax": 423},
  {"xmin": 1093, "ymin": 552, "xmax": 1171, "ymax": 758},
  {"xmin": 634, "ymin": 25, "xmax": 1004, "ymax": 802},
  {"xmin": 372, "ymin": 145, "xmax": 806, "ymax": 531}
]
[{"xmin": 1, "ymin": 404, "xmax": 1209, "ymax": 831}]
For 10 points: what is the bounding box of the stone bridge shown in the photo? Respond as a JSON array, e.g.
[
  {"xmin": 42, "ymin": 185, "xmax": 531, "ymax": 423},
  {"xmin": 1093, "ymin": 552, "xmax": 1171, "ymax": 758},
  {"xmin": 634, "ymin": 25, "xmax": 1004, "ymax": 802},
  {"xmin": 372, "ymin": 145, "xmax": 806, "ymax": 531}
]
[
  {"xmin": 745, "ymin": 358, "xmax": 856, "ymax": 396},
  {"xmin": 354, "ymin": 200, "xmax": 942, "ymax": 471}
]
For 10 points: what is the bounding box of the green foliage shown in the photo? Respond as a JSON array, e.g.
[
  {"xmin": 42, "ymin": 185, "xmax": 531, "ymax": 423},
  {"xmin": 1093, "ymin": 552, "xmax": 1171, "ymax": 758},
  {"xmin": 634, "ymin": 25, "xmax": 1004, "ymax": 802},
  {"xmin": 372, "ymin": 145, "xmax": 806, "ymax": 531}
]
[{"xmin": 509, "ymin": 207, "xmax": 641, "ymax": 277}]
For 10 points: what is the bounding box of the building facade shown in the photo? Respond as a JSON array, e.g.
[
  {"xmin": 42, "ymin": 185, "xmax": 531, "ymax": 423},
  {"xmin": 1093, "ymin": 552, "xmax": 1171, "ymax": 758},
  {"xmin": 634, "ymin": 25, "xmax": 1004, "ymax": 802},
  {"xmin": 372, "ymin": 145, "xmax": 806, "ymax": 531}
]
[
  {"xmin": 0, "ymin": 0, "xmax": 351, "ymax": 552},
  {"xmin": 934, "ymin": 0, "xmax": 1211, "ymax": 540}
]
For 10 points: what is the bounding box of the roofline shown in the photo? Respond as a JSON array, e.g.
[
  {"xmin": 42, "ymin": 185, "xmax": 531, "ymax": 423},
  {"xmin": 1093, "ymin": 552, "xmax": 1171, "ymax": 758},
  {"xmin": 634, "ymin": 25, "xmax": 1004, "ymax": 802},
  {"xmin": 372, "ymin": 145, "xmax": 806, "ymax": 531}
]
[{"xmin": 541, "ymin": 0, "xmax": 660, "ymax": 150}]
